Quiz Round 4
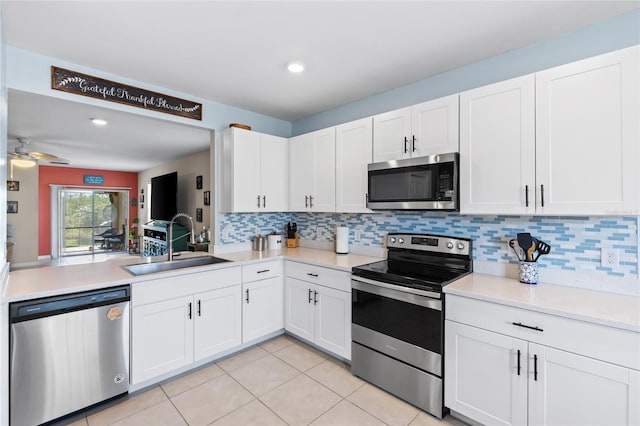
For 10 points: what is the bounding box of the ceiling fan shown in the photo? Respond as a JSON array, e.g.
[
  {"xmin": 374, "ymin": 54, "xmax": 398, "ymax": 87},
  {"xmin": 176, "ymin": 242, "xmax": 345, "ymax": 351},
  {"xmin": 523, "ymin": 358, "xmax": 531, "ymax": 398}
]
[{"xmin": 8, "ymin": 138, "xmax": 69, "ymax": 166}]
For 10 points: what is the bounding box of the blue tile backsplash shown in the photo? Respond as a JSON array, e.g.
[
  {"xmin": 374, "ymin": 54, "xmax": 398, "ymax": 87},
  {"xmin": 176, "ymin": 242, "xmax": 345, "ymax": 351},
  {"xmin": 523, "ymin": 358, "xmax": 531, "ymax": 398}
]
[{"xmin": 218, "ymin": 212, "xmax": 639, "ymax": 279}]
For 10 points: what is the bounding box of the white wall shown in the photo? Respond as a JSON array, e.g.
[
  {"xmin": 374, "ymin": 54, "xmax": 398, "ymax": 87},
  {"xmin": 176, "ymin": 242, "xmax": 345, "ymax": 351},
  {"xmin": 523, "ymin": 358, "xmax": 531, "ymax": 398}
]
[
  {"xmin": 138, "ymin": 149, "xmax": 212, "ymax": 232},
  {"xmin": 6, "ymin": 163, "xmax": 38, "ymax": 266}
]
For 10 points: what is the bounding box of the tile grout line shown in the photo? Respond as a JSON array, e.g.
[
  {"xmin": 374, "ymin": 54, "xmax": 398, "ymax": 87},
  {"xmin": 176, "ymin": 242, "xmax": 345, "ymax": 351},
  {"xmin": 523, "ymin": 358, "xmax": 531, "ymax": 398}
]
[{"xmin": 159, "ymin": 385, "xmax": 191, "ymax": 426}]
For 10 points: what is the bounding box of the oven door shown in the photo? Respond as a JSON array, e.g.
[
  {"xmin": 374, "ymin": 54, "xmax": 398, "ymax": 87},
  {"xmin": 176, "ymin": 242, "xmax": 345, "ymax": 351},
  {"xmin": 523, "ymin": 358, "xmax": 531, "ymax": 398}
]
[
  {"xmin": 351, "ymin": 276, "xmax": 443, "ymax": 376},
  {"xmin": 367, "ymin": 153, "xmax": 458, "ymax": 210}
]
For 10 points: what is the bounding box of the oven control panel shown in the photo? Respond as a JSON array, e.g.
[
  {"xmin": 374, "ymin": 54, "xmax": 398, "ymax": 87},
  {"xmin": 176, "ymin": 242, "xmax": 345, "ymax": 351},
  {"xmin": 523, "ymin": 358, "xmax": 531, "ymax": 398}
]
[{"xmin": 387, "ymin": 233, "xmax": 471, "ymax": 256}]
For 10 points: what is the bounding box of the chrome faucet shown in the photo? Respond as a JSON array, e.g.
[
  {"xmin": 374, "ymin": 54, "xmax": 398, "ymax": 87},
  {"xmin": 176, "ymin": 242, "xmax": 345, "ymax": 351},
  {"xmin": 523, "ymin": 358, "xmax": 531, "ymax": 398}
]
[{"xmin": 168, "ymin": 213, "xmax": 196, "ymax": 261}]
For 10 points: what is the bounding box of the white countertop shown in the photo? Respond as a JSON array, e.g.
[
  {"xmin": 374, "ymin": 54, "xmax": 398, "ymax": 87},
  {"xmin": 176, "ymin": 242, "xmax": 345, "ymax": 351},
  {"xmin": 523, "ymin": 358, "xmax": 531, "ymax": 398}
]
[
  {"xmin": 445, "ymin": 273, "xmax": 640, "ymax": 333},
  {"xmin": 2, "ymin": 248, "xmax": 383, "ymax": 302}
]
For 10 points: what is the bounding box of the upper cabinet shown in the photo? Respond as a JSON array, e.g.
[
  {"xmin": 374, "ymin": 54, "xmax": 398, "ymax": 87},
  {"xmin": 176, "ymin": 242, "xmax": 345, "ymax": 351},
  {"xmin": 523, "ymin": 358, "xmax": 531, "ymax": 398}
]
[
  {"xmin": 536, "ymin": 46, "xmax": 639, "ymax": 215},
  {"xmin": 460, "ymin": 75, "xmax": 536, "ymax": 215},
  {"xmin": 336, "ymin": 117, "xmax": 373, "ymax": 213},
  {"xmin": 373, "ymin": 95, "xmax": 459, "ymax": 162},
  {"xmin": 289, "ymin": 128, "xmax": 336, "ymax": 212},
  {"xmin": 220, "ymin": 128, "xmax": 288, "ymax": 213},
  {"xmin": 461, "ymin": 45, "xmax": 639, "ymax": 216}
]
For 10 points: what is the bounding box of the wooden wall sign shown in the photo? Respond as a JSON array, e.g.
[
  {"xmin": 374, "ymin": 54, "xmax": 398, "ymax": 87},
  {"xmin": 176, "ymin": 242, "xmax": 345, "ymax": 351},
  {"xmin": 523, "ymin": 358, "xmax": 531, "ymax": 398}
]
[{"xmin": 51, "ymin": 66, "xmax": 202, "ymax": 121}]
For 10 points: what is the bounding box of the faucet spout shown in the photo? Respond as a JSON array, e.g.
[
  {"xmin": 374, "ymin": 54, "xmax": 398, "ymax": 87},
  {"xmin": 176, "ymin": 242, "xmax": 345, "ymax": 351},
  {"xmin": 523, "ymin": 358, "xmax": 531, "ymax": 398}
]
[{"xmin": 168, "ymin": 213, "xmax": 195, "ymax": 261}]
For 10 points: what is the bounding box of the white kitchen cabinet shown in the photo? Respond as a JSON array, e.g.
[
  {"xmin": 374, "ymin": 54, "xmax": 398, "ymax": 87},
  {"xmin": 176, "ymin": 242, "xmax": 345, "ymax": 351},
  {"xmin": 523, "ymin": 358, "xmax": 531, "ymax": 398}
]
[
  {"xmin": 335, "ymin": 117, "xmax": 373, "ymax": 213},
  {"xmin": 221, "ymin": 127, "xmax": 288, "ymax": 212},
  {"xmin": 131, "ymin": 267, "xmax": 242, "ymax": 385},
  {"xmin": 242, "ymin": 261, "xmax": 283, "ymax": 343},
  {"xmin": 372, "ymin": 95, "xmax": 459, "ymax": 162},
  {"xmin": 535, "ymin": 45, "xmax": 639, "ymax": 215},
  {"xmin": 132, "ymin": 295, "xmax": 194, "ymax": 384},
  {"xmin": 460, "ymin": 74, "xmax": 536, "ymax": 215},
  {"xmin": 289, "ymin": 128, "xmax": 336, "ymax": 212},
  {"xmin": 284, "ymin": 261, "xmax": 351, "ymax": 359},
  {"xmin": 461, "ymin": 45, "xmax": 639, "ymax": 215},
  {"xmin": 445, "ymin": 294, "xmax": 640, "ymax": 426},
  {"xmin": 194, "ymin": 286, "xmax": 242, "ymax": 361}
]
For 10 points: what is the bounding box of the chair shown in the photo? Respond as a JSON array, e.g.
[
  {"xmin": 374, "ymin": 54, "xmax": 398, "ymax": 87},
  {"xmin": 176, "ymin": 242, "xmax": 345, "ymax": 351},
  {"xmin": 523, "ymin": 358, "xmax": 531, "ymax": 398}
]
[
  {"xmin": 94, "ymin": 228, "xmax": 117, "ymax": 249},
  {"xmin": 105, "ymin": 225, "xmax": 126, "ymax": 251}
]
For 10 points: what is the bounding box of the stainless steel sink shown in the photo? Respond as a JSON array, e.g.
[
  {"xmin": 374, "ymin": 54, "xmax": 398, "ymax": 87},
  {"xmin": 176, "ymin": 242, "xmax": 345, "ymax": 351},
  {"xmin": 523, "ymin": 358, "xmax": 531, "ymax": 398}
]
[{"xmin": 124, "ymin": 256, "xmax": 230, "ymax": 276}]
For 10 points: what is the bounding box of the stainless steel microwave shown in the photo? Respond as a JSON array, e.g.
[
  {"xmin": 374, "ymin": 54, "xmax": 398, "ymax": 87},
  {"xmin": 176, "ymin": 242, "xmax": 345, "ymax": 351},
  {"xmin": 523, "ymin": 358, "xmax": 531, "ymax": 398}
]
[{"xmin": 367, "ymin": 153, "xmax": 459, "ymax": 210}]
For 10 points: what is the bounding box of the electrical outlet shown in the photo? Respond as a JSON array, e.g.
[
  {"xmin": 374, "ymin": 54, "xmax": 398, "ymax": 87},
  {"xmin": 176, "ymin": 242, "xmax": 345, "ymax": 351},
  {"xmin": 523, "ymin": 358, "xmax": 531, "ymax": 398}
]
[{"xmin": 601, "ymin": 248, "xmax": 619, "ymax": 267}]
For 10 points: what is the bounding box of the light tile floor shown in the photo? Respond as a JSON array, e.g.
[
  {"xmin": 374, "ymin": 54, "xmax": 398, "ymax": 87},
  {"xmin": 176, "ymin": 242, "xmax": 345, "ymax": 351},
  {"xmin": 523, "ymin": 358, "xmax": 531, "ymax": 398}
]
[{"xmin": 60, "ymin": 335, "xmax": 467, "ymax": 426}]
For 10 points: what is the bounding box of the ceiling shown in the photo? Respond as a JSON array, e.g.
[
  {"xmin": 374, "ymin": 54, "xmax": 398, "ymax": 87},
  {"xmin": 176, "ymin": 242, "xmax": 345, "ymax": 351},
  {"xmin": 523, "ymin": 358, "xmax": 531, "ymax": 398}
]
[{"xmin": 3, "ymin": 1, "xmax": 638, "ymax": 172}]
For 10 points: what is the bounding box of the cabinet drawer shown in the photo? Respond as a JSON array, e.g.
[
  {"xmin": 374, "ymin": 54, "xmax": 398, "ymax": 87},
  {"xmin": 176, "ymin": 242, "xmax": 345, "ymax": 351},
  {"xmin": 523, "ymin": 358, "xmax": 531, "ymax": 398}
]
[
  {"xmin": 242, "ymin": 260, "xmax": 282, "ymax": 283},
  {"xmin": 133, "ymin": 267, "xmax": 242, "ymax": 306},
  {"xmin": 285, "ymin": 261, "xmax": 350, "ymax": 292},
  {"xmin": 446, "ymin": 294, "xmax": 640, "ymax": 370}
]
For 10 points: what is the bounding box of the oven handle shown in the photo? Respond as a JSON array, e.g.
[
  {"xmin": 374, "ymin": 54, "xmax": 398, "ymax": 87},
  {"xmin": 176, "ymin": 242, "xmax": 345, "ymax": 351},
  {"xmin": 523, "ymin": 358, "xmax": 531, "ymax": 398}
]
[{"xmin": 351, "ymin": 278, "xmax": 442, "ymax": 310}]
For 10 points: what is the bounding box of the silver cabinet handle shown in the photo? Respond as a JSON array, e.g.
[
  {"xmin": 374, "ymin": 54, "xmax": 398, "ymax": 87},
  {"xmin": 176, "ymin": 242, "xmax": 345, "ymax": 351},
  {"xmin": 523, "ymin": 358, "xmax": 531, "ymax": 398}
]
[
  {"xmin": 308, "ymin": 288, "xmax": 313, "ymax": 303},
  {"xmin": 309, "ymin": 195, "xmax": 314, "ymax": 208},
  {"xmin": 305, "ymin": 195, "xmax": 309, "ymax": 208},
  {"xmin": 197, "ymin": 300, "xmax": 201, "ymax": 317},
  {"xmin": 313, "ymin": 290, "xmax": 318, "ymax": 305},
  {"xmin": 257, "ymin": 195, "xmax": 261, "ymax": 208},
  {"xmin": 262, "ymin": 195, "xmax": 266, "ymax": 208},
  {"xmin": 245, "ymin": 289, "xmax": 250, "ymax": 303}
]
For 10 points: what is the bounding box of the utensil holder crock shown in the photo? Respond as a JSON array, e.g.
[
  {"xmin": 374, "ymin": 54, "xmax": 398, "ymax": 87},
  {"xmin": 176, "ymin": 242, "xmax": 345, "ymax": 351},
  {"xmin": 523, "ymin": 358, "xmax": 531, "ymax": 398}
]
[{"xmin": 519, "ymin": 261, "xmax": 538, "ymax": 285}]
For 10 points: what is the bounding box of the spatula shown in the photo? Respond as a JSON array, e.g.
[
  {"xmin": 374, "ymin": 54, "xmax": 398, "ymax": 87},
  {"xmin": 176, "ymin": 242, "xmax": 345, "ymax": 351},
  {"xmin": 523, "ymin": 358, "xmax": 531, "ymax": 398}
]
[
  {"xmin": 517, "ymin": 233, "xmax": 533, "ymax": 261},
  {"xmin": 533, "ymin": 239, "xmax": 552, "ymax": 262}
]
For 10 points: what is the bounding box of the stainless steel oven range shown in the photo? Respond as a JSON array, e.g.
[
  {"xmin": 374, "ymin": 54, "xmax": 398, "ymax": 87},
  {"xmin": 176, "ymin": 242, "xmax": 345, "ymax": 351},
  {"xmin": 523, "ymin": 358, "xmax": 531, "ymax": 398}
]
[{"xmin": 351, "ymin": 233, "xmax": 472, "ymax": 418}]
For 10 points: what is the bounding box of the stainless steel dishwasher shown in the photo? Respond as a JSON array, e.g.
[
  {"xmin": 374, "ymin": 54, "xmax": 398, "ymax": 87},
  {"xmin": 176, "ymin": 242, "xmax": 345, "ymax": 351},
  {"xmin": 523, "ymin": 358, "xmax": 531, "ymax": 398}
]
[{"xmin": 10, "ymin": 285, "xmax": 130, "ymax": 426}]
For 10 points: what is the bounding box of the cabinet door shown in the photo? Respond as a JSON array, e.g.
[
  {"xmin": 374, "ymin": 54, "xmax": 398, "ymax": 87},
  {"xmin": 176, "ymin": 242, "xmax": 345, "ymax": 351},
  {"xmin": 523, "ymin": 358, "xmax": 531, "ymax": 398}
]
[
  {"xmin": 314, "ymin": 285, "xmax": 351, "ymax": 360},
  {"xmin": 536, "ymin": 46, "xmax": 639, "ymax": 215},
  {"xmin": 132, "ymin": 296, "xmax": 194, "ymax": 384},
  {"xmin": 194, "ymin": 286, "xmax": 242, "ymax": 361},
  {"xmin": 289, "ymin": 133, "xmax": 315, "ymax": 211},
  {"xmin": 373, "ymin": 107, "xmax": 412, "ymax": 162},
  {"xmin": 460, "ymin": 75, "xmax": 536, "ymax": 215},
  {"xmin": 336, "ymin": 118, "xmax": 372, "ymax": 213},
  {"xmin": 284, "ymin": 277, "xmax": 315, "ymax": 342},
  {"xmin": 444, "ymin": 321, "xmax": 528, "ymax": 426},
  {"xmin": 231, "ymin": 128, "xmax": 262, "ymax": 212},
  {"xmin": 528, "ymin": 343, "xmax": 640, "ymax": 426},
  {"xmin": 311, "ymin": 128, "xmax": 336, "ymax": 212},
  {"xmin": 412, "ymin": 95, "xmax": 459, "ymax": 156},
  {"xmin": 242, "ymin": 276, "xmax": 284, "ymax": 343},
  {"xmin": 260, "ymin": 134, "xmax": 288, "ymax": 212}
]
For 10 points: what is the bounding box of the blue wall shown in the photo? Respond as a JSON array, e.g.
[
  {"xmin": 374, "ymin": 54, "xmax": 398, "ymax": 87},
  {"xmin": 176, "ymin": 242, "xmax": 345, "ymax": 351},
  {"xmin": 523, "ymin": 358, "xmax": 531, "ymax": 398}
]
[{"xmin": 292, "ymin": 9, "xmax": 640, "ymax": 135}]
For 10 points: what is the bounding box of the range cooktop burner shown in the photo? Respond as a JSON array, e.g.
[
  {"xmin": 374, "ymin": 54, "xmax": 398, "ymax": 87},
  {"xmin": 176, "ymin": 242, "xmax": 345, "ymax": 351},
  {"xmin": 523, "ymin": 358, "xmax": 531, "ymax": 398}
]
[{"xmin": 351, "ymin": 233, "xmax": 473, "ymax": 293}]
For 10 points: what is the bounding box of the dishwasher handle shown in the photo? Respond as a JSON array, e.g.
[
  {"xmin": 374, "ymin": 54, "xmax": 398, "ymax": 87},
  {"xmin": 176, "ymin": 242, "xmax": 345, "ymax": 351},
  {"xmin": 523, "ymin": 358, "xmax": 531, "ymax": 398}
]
[{"xmin": 10, "ymin": 285, "xmax": 130, "ymax": 323}]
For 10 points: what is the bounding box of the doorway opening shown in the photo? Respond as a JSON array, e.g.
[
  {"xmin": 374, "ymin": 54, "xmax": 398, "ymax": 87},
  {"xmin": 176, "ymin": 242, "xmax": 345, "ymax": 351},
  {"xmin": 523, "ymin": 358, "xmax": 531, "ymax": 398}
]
[{"xmin": 54, "ymin": 188, "xmax": 129, "ymax": 258}]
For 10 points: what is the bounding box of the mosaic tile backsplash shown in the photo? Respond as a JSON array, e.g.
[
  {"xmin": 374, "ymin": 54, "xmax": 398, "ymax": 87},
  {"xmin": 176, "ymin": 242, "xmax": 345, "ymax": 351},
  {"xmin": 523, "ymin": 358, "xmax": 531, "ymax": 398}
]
[{"xmin": 218, "ymin": 212, "xmax": 639, "ymax": 279}]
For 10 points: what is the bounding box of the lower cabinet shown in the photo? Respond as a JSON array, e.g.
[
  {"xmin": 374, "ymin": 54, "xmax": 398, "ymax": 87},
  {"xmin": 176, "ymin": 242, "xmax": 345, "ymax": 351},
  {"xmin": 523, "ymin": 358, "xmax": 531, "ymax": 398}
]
[
  {"xmin": 284, "ymin": 261, "xmax": 351, "ymax": 359},
  {"xmin": 131, "ymin": 267, "xmax": 242, "ymax": 385},
  {"xmin": 242, "ymin": 261, "xmax": 284, "ymax": 343},
  {"xmin": 445, "ymin": 296, "xmax": 640, "ymax": 426}
]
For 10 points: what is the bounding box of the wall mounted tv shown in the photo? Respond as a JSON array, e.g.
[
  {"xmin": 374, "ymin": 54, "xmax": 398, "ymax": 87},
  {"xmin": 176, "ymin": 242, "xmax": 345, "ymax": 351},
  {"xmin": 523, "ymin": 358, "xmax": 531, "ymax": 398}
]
[{"xmin": 150, "ymin": 171, "xmax": 178, "ymax": 222}]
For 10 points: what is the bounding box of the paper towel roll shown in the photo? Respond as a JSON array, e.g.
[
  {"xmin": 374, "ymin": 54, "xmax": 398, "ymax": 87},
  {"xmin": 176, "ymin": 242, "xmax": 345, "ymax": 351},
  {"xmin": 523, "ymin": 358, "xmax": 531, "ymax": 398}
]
[{"xmin": 335, "ymin": 226, "xmax": 349, "ymax": 254}]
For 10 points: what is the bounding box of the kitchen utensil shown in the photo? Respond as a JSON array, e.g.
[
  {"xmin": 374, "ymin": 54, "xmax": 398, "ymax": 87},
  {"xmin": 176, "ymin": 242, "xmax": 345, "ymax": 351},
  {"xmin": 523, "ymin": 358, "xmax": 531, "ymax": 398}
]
[
  {"xmin": 527, "ymin": 237, "xmax": 538, "ymax": 262},
  {"xmin": 252, "ymin": 234, "xmax": 265, "ymax": 251},
  {"xmin": 508, "ymin": 239, "xmax": 525, "ymax": 261},
  {"xmin": 517, "ymin": 233, "xmax": 533, "ymax": 261},
  {"xmin": 267, "ymin": 234, "xmax": 282, "ymax": 250},
  {"xmin": 533, "ymin": 239, "xmax": 552, "ymax": 261}
]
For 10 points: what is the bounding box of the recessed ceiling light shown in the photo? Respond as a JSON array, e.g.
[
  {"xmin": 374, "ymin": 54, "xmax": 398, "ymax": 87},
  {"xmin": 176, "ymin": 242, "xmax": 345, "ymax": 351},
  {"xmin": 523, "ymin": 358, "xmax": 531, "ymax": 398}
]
[
  {"xmin": 287, "ymin": 61, "xmax": 305, "ymax": 73},
  {"xmin": 91, "ymin": 118, "xmax": 108, "ymax": 126}
]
